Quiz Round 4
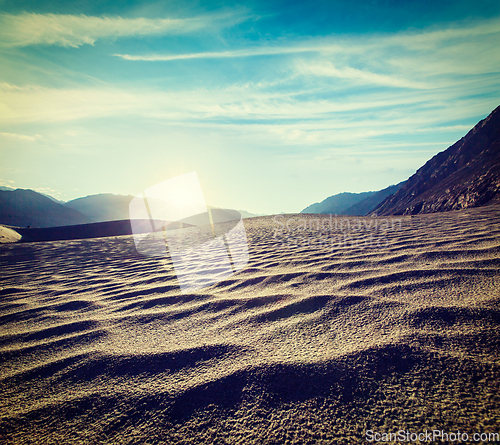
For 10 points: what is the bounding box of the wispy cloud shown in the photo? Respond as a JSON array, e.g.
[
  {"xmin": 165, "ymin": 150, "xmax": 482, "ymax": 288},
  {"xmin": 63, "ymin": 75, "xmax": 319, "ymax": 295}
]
[
  {"xmin": 389, "ymin": 18, "xmax": 500, "ymax": 49},
  {"xmin": 0, "ymin": 11, "xmax": 247, "ymax": 47},
  {"xmin": 32, "ymin": 187, "xmax": 64, "ymax": 199},
  {"xmin": 0, "ymin": 131, "xmax": 40, "ymax": 141},
  {"xmin": 295, "ymin": 62, "xmax": 431, "ymax": 89},
  {"xmin": 115, "ymin": 17, "xmax": 500, "ymax": 90},
  {"xmin": 0, "ymin": 17, "xmax": 498, "ymax": 166},
  {"xmin": 0, "ymin": 81, "xmax": 444, "ymax": 124},
  {"xmin": 115, "ymin": 45, "xmax": 322, "ymax": 61},
  {"xmin": 0, "ymin": 79, "xmax": 496, "ymax": 141}
]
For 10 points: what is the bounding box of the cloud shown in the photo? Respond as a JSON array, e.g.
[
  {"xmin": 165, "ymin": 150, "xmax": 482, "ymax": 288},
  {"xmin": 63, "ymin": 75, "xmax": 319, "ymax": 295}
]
[
  {"xmin": 0, "ymin": 16, "xmax": 498, "ymax": 156},
  {"xmin": 115, "ymin": 45, "xmax": 321, "ymax": 61},
  {"xmin": 0, "ymin": 131, "xmax": 39, "ymax": 141},
  {"xmin": 389, "ymin": 18, "xmax": 500, "ymax": 50},
  {"xmin": 295, "ymin": 62, "xmax": 431, "ymax": 89},
  {"xmin": 0, "ymin": 11, "xmax": 246, "ymax": 47},
  {"xmin": 0, "ymin": 81, "xmax": 437, "ymax": 124},
  {"xmin": 115, "ymin": 16, "xmax": 500, "ymax": 89},
  {"xmin": 33, "ymin": 187, "xmax": 64, "ymax": 199},
  {"xmin": 0, "ymin": 80, "xmax": 496, "ymax": 141}
]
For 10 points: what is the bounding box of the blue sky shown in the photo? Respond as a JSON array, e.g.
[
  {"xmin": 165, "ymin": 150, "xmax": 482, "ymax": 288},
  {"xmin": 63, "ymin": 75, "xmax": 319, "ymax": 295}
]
[{"xmin": 1, "ymin": 0, "xmax": 499, "ymax": 214}]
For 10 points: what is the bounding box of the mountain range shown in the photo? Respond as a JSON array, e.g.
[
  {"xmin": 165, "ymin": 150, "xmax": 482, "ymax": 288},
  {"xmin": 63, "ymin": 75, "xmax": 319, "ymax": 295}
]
[
  {"xmin": 0, "ymin": 189, "xmax": 89, "ymax": 228},
  {"xmin": 341, "ymin": 182, "xmax": 405, "ymax": 215},
  {"xmin": 0, "ymin": 190, "xmax": 264, "ymax": 229},
  {"xmin": 64, "ymin": 193, "xmax": 134, "ymax": 223},
  {"xmin": 372, "ymin": 105, "xmax": 500, "ymax": 215},
  {"xmin": 302, "ymin": 106, "xmax": 500, "ymax": 216},
  {"xmin": 301, "ymin": 191, "xmax": 375, "ymax": 215},
  {"xmin": 301, "ymin": 182, "xmax": 405, "ymax": 216},
  {"xmin": 1, "ymin": 106, "xmax": 499, "ymax": 228}
]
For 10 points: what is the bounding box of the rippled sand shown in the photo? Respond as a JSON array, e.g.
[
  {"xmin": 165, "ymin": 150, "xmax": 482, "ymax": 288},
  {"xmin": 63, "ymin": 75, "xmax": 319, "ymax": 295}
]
[{"xmin": 1, "ymin": 207, "xmax": 499, "ymax": 444}]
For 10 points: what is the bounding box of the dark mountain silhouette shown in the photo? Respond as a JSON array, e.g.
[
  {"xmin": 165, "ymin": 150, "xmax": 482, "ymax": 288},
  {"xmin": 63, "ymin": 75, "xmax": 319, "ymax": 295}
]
[
  {"xmin": 340, "ymin": 182, "xmax": 405, "ymax": 216},
  {"xmin": 0, "ymin": 188, "xmax": 264, "ymax": 231},
  {"xmin": 65, "ymin": 195, "xmax": 264, "ymax": 223},
  {"xmin": 373, "ymin": 106, "xmax": 500, "ymax": 215},
  {"xmin": 0, "ymin": 186, "xmax": 64, "ymax": 203},
  {"xmin": 209, "ymin": 206, "xmax": 264, "ymax": 219},
  {"xmin": 301, "ymin": 191, "xmax": 375, "ymax": 214},
  {"xmin": 65, "ymin": 193, "xmax": 134, "ymax": 223},
  {"xmin": 0, "ymin": 189, "xmax": 89, "ymax": 228}
]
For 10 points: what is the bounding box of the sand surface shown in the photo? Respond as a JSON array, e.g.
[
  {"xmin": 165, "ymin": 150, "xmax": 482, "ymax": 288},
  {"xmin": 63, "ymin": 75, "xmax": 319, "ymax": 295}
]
[{"xmin": 1, "ymin": 207, "xmax": 499, "ymax": 444}]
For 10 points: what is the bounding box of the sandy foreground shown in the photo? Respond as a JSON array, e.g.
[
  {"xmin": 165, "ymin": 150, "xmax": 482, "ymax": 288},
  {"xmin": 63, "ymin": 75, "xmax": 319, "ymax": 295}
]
[{"xmin": 1, "ymin": 207, "xmax": 499, "ymax": 444}]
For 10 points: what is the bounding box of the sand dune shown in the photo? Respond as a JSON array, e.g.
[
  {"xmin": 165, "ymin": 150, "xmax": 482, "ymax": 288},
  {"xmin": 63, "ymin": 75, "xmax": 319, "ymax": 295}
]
[
  {"xmin": 9, "ymin": 219, "xmax": 193, "ymax": 243},
  {"xmin": 1, "ymin": 206, "xmax": 499, "ymax": 444}
]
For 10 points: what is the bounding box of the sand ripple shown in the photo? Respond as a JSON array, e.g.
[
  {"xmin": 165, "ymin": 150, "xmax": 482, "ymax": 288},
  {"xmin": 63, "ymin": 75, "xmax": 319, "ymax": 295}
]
[{"xmin": 1, "ymin": 206, "xmax": 499, "ymax": 443}]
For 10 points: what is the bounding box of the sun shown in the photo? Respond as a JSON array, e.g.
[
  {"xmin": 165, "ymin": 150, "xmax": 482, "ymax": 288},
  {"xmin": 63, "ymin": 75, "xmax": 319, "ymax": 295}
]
[{"xmin": 143, "ymin": 172, "xmax": 207, "ymax": 223}]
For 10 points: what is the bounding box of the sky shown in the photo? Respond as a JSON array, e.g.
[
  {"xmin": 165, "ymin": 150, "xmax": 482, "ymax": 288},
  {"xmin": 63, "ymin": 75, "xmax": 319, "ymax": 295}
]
[{"xmin": 0, "ymin": 0, "xmax": 499, "ymax": 214}]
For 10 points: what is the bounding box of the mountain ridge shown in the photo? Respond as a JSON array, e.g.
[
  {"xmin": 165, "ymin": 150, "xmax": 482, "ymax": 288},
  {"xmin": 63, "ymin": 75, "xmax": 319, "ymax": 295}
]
[
  {"xmin": 65, "ymin": 193, "xmax": 134, "ymax": 223},
  {"xmin": 339, "ymin": 182, "xmax": 405, "ymax": 216},
  {"xmin": 1, "ymin": 189, "xmax": 264, "ymax": 228},
  {"xmin": 0, "ymin": 189, "xmax": 90, "ymax": 228},
  {"xmin": 372, "ymin": 106, "xmax": 500, "ymax": 215},
  {"xmin": 301, "ymin": 191, "xmax": 375, "ymax": 214}
]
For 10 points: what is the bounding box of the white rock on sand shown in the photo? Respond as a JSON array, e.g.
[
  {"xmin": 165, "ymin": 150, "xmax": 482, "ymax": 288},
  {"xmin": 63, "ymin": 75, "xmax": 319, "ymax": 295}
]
[{"xmin": 0, "ymin": 225, "xmax": 21, "ymax": 243}]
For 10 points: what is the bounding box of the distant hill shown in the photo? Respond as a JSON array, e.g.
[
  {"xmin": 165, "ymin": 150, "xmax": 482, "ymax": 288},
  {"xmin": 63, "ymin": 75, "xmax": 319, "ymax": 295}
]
[
  {"xmin": 301, "ymin": 191, "xmax": 375, "ymax": 214},
  {"xmin": 0, "ymin": 189, "xmax": 89, "ymax": 228},
  {"xmin": 340, "ymin": 182, "xmax": 405, "ymax": 216},
  {"xmin": 208, "ymin": 206, "xmax": 264, "ymax": 219},
  {"xmin": 0, "ymin": 189, "xmax": 264, "ymax": 229},
  {"xmin": 64, "ymin": 195, "xmax": 264, "ymax": 224},
  {"xmin": 65, "ymin": 193, "xmax": 134, "ymax": 223},
  {"xmin": 239, "ymin": 210, "xmax": 263, "ymax": 219},
  {"xmin": 373, "ymin": 106, "xmax": 500, "ymax": 215},
  {"xmin": 0, "ymin": 186, "xmax": 65, "ymax": 204}
]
